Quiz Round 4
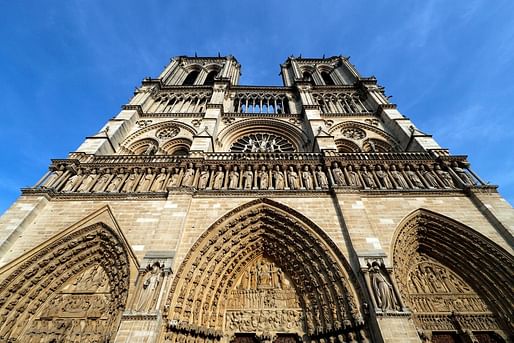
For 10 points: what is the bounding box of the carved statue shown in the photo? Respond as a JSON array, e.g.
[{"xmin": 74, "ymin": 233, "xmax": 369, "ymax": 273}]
[
  {"xmin": 77, "ymin": 169, "xmax": 97, "ymax": 192},
  {"xmin": 228, "ymin": 166, "xmax": 240, "ymax": 189},
  {"xmin": 151, "ymin": 168, "xmax": 168, "ymax": 191},
  {"xmin": 302, "ymin": 166, "xmax": 314, "ymax": 190},
  {"xmin": 62, "ymin": 169, "xmax": 83, "ymax": 192},
  {"xmin": 143, "ymin": 142, "xmax": 157, "ymax": 156},
  {"xmin": 93, "ymin": 169, "xmax": 111, "ymax": 192},
  {"xmin": 361, "ymin": 166, "xmax": 376, "ymax": 189},
  {"xmin": 168, "ymin": 167, "xmax": 181, "ymax": 188},
  {"xmin": 375, "ymin": 165, "xmax": 392, "ymax": 189},
  {"xmin": 390, "ymin": 165, "xmax": 409, "ymax": 189},
  {"xmin": 404, "ymin": 165, "xmax": 424, "ymax": 188},
  {"xmin": 315, "ymin": 166, "xmax": 329, "ymax": 188},
  {"xmin": 332, "ymin": 162, "xmax": 346, "ymax": 186},
  {"xmin": 213, "ymin": 166, "xmax": 224, "ymax": 190},
  {"xmin": 346, "ymin": 166, "xmax": 361, "ymax": 187},
  {"xmin": 197, "ymin": 166, "xmax": 210, "ymax": 190},
  {"xmin": 135, "ymin": 263, "xmax": 164, "ymax": 312},
  {"xmin": 137, "ymin": 168, "xmax": 154, "ymax": 192},
  {"xmin": 182, "ymin": 164, "xmax": 195, "ymax": 187},
  {"xmin": 370, "ymin": 262, "xmax": 398, "ymax": 311},
  {"xmin": 258, "ymin": 166, "xmax": 269, "ymax": 190},
  {"xmin": 419, "ymin": 165, "xmax": 439, "ymax": 188},
  {"xmin": 434, "ymin": 165, "xmax": 455, "ymax": 188},
  {"xmin": 287, "ymin": 166, "xmax": 300, "ymax": 190},
  {"xmin": 243, "ymin": 166, "xmax": 254, "ymax": 189},
  {"xmin": 122, "ymin": 169, "xmax": 139, "ymax": 192},
  {"xmin": 106, "ymin": 168, "xmax": 125, "ymax": 192},
  {"xmin": 452, "ymin": 161, "xmax": 475, "ymax": 186},
  {"xmin": 273, "ymin": 165, "xmax": 285, "ymax": 190}
]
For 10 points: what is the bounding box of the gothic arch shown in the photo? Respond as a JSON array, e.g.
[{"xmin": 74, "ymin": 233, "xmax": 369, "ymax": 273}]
[
  {"xmin": 0, "ymin": 221, "xmax": 131, "ymax": 341},
  {"xmin": 217, "ymin": 118, "xmax": 309, "ymax": 152},
  {"xmin": 335, "ymin": 138, "xmax": 361, "ymax": 153},
  {"xmin": 162, "ymin": 138, "xmax": 192, "ymax": 155},
  {"xmin": 163, "ymin": 199, "xmax": 368, "ymax": 342},
  {"xmin": 391, "ymin": 209, "xmax": 514, "ymax": 339},
  {"xmin": 128, "ymin": 137, "xmax": 159, "ymax": 155}
]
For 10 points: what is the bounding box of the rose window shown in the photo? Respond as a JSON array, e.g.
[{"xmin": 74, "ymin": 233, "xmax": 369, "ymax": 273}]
[
  {"xmin": 341, "ymin": 128, "xmax": 366, "ymax": 140},
  {"xmin": 156, "ymin": 126, "xmax": 179, "ymax": 139},
  {"xmin": 230, "ymin": 133, "xmax": 295, "ymax": 153}
]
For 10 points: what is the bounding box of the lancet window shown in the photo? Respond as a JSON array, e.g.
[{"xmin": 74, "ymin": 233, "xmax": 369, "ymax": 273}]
[
  {"xmin": 233, "ymin": 92, "xmax": 290, "ymax": 114},
  {"xmin": 183, "ymin": 70, "xmax": 200, "ymax": 85}
]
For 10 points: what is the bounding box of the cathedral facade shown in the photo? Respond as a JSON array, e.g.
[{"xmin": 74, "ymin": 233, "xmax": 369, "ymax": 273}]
[{"xmin": 0, "ymin": 55, "xmax": 512, "ymax": 343}]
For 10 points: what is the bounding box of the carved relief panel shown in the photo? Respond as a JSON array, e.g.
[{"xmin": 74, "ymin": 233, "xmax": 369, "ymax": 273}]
[
  {"xmin": 225, "ymin": 256, "xmax": 304, "ymax": 334},
  {"xmin": 20, "ymin": 265, "xmax": 114, "ymax": 342}
]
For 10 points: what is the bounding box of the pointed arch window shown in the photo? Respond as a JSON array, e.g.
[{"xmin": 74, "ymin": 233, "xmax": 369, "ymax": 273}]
[
  {"xmin": 302, "ymin": 71, "xmax": 314, "ymax": 85},
  {"xmin": 203, "ymin": 70, "xmax": 218, "ymax": 85},
  {"xmin": 321, "ymin": 71, "xmax": 335, "ymax": 85},
  {"xmin": 183, "ymin": 70, "xmax": 200, "ymax": 85}
]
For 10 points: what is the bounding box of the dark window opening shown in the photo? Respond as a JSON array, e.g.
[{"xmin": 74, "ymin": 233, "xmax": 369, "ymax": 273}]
[
  {"xmin": 321, "ymin": 71, "xmax": 335, "ymax": 85},
  {"xmin": 302, "ymin": 71, "xmax": 314, "ymax": 85},
  {"xmin": 183, "ymin": 70, "xmax": 199, "ymax": 85},
  {"xmin": 204, "ymin": 70, "xmax": 218, "ymax": 85}
]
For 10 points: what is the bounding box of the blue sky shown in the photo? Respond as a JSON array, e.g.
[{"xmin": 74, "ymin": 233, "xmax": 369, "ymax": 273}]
[{"xmin": 1, "ymin": 1, "xmax": 513, "ymax": 213}]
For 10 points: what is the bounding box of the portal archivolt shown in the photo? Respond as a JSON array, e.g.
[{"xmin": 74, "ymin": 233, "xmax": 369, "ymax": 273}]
[
  {"xmin": 164, "ymin": 199, "xmax": 368, "ymax": 342},
  {"xmin": 392, "ymin": 209, "xmax": 514, "ymax": 341},
  {"xmin": 0, "ymin": 222, "xmax": 130, "ymax": 342}
]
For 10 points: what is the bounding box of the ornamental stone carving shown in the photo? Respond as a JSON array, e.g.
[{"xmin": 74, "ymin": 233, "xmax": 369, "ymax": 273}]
[
  {"xmin": 341, "ymin": 128, "xmax": 366, "ymax": 140},
  {"xmin": 156, "ymin": 126, "xmax": 180, "ymax": 139}
]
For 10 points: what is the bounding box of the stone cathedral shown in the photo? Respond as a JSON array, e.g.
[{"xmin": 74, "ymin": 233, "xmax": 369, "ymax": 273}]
[{"xmin": 0, "ymin": 55, "xmax": 513, "ymax": 343}]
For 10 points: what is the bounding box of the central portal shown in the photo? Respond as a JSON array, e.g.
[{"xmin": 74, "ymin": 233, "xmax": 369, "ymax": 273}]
[{"xmin": 225, "ymin": 256, "xmax": 304, "ymax": 341}]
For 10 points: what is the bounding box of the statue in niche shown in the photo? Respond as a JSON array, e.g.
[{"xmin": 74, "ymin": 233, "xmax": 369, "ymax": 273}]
[
  {"xmin": 182, "ymin": 163, "xmax": 195, "ymax": 187},
  {"xmin": 93, "ymin": 168, "xmax": 111, "ymax": 192},
  {"xmin": 369, "ymin": 261, "xmax": 399, "ymax": 311},
  {"xmin": 243, "ymin": 166, "xmax": 254, "ymax": 189},
  {"xmin": 143, "ymin": 142, "xmax": 157, "ymax": 156},
  {"xmin": 168, "ymin": 167, "xmax": 181, "ymax": 188},
  {"xmin": 228, "ymin": 166, "xmax": 240, "ymax": 189},
  {"xmin": 302, "ymin": 166, "xmax": 314, "ymax": 190},
  {"xmin": 106, "ymin": 168, "xmax": 125, "ymax": 192},
  {"xmin": 346, "ymin": 166, "xmax": 361, "ymax": 187},
  {"xmin": 287, "ymin": 166, "xmax": 300, "ymax": 190},
  {"xmin": 62, "ymin": 169, "xmax": 83, "ymax": 192},
  {"xmin": 151, "ymin": 168, "xmax": 168, "ymax": 192},
  {"xmin": 315, "ymin": 165, "xmax": 329, "ymax": 188},
  {"xmin": 273, "ymin": 165, "xmax": 285, "ymax": 190},
  {"xmin": 361, "ymin": 166, "xmax": 376, "ymax": 188},
  {"xmin": 434, "ymin": 165, "xmax": 455, "ymax": 188},
  {"xmin": 332, "ymin": 162, "xmax": 346, "ymax": 186},
  {"xmin": 77, "ymin": 169, "xmax": 97, "ymax": 192},
  {"xmin": 213, "ymin": 166, "xmax": 225, "ymax": 190},
  {"xmin": 390, "ymin": 165, "xmax": 409, "ymax": 189},
  {"xmin": 419, "ymin": 165, "xmax": 439, "ymax": 188},
  {"xmin": 137, "ymin": 168, "xmax": 154, "ymax": 192},
  {"xmin": 134, "ymin": 262, "xmax": 164, "ymax": 312},
  {"xmin": 452, "ymin": 161, "xmax": 475, "ymax": 185},
  {"xmin": 122, "ymin": 168, "xmax": 139, "ymax": 192},
  {"xmin": 404, "ymin": 165, "xmax": 424, "ymax": 188},
  {"xmin": 375, "ymin": 165, "xmax": 392, "ymax": 188},
  {"xmin": 197, "ymin": 166, "xmax": 210, "ymax": 190},
  {"xmin": 258, "ymin": 166, "xmax": 269, "ymax": 189}
]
